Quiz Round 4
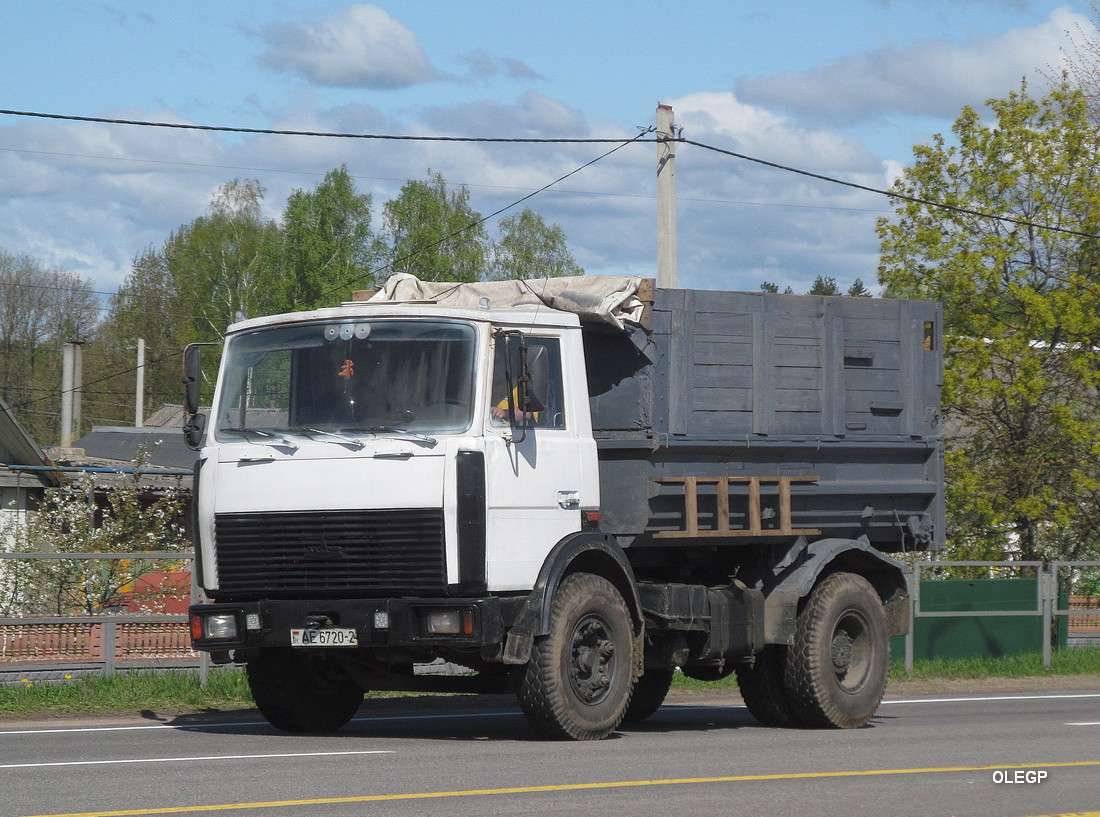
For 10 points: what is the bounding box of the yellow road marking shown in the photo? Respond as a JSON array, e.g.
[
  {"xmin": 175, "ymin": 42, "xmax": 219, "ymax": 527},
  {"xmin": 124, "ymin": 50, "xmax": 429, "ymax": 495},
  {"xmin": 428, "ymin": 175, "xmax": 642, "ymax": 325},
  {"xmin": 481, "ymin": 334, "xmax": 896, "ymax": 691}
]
[{"xmin": 19, "ymin": 760, "xmax": 1100, "ymax": 817}]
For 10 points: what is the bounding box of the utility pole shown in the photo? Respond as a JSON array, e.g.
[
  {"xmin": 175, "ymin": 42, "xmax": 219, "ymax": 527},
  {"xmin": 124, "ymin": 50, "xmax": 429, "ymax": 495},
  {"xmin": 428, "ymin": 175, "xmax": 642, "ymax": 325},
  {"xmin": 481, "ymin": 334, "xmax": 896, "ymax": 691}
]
[
  {"xmin": 60, "ymin": 341, "xmax": 84, "ymax": 447},
  {"xmin": 135, "ymin": 338, "xmax": 145, "ymax": 427},
  {"xmin": 73, "ymin": 341, "xmax": 83, "ymax": 438},
  {"xmin": 656, "ymin": 103, "xmax": 679, "ymax": 288}
]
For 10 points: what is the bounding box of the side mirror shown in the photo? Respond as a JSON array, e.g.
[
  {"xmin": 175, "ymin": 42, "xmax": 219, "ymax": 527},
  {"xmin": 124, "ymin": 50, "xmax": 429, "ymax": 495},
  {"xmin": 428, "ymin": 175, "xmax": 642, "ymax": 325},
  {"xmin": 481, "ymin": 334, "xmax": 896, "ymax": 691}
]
[
  {"xmin": 518, "ymin": 343, "xmax": 549, "ymax": 414},
  {"xmin": 182, "ymin": 341, "xmax": 217, "ymax": 450},
  {"xmin": 183, "ymin": 343, "xmax": 204, "ymax": 416},
  {"xmin": 184, "ymin": 413, "xmax": 207, "ymax": 451}
]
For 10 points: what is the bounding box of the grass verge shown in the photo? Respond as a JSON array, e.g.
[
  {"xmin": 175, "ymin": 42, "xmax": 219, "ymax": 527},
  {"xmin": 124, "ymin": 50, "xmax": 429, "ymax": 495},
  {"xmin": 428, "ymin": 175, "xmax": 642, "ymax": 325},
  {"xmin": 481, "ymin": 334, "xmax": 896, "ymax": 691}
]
[
  {"xmin": 2, "ymin": 648, "xmax": 1098, "ymax": 718},
  {"xmin": 0, "ymin": 669, "xmax": 256, "ymax": 718}
]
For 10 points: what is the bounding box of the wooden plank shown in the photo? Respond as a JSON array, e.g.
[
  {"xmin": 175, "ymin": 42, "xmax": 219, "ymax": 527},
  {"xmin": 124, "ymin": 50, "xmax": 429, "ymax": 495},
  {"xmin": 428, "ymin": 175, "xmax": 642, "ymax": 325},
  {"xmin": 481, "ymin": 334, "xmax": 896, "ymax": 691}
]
[
  {"xmin": 747, "ymin": 477, "xmax": 762, "ymax": 534},
  {"xmin": 683, "ymin": 476, "xmax": 699, "ymax": 536},
  {"xmin": 778, "ymin": 476, "xmax": 793, "ymax": 532},
  {"xmin": 716, "ymin": 477, "xmax": 731, "ymax": 534}
]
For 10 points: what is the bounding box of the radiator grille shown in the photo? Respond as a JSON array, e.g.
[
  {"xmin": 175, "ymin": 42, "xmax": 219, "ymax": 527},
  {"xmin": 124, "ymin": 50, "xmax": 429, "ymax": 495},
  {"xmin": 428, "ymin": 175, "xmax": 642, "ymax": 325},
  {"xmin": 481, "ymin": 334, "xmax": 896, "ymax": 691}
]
[{"xmin": 213, "ymin": 509, "xmax": 446, "ymax": 598}]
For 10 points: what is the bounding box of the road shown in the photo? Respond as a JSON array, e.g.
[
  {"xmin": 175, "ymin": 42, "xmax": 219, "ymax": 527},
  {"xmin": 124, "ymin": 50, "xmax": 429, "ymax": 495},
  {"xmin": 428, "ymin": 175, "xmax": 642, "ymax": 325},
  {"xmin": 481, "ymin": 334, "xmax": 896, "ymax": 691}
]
[{"xmin": 0, "ymin": 688, "xmax": 1098, "ymax": 817}]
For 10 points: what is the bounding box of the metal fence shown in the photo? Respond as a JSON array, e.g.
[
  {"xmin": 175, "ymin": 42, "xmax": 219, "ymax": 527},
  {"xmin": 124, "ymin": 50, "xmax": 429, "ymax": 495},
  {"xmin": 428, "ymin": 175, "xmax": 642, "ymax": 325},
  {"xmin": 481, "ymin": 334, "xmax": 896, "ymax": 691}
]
[
  {"xmin": 903, "ymin": 560, "xmax": 1100, "ymax": 672},
  {"xmin": 0, "ymin": 550, "xmax": 209, "ymax": 684}
]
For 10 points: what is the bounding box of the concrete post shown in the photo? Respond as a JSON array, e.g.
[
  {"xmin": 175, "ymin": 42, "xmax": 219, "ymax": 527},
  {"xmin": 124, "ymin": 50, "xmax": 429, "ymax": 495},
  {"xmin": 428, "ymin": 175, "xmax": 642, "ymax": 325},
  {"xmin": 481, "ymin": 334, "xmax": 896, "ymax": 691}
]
[
  {"xmin": 135, "ymin": 338, "xmax": 145, "ymax": 427},
  {"xmin": 61, "ymin": 343, "xmax": 75, "ymax": 447},
  {"xmin": 656, "ymin": 104, "xmax": 678, "ymax": 289}
]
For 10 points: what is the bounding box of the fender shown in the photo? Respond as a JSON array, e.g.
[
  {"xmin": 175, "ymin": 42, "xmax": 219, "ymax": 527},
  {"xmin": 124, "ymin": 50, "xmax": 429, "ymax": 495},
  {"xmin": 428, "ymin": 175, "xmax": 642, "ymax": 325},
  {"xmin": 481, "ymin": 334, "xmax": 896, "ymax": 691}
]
[
  {"xmin": 760, "ymin": 537, "xmax": 910, "ymax": 645},
  {"xmin": 502, "ymin": 532, "xmax": 644, "ymax": 665}
]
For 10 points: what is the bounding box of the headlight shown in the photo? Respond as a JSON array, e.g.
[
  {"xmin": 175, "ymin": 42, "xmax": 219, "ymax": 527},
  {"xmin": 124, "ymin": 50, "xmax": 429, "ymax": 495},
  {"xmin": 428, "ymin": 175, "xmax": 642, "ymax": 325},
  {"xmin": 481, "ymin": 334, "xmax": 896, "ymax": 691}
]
[
  {"xmin": 203, "ymin": 613, "xmax": 239, "ymax": 640},
  {"xmin": 424, "ymin": 609, "xmax": 474, "ymax": 635},
  {"xmin": 426, "ymin": 610, "xmax": 462, "ymax": 634}
]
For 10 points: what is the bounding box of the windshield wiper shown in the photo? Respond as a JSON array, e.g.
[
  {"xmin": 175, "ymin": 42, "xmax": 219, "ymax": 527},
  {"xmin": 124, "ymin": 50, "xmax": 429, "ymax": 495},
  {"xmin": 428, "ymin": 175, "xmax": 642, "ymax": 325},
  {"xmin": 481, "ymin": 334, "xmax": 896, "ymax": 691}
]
[
  {"xmin": 340, "ymin": 425, "xmax": 437, "ymax": 446},
  {"xmin": 220, "ymin": 427, "xmax": 299, "ymax": 450},
  {"xmin": 279, "ymin": 427, "xmax": 365, "ymax": 449}
]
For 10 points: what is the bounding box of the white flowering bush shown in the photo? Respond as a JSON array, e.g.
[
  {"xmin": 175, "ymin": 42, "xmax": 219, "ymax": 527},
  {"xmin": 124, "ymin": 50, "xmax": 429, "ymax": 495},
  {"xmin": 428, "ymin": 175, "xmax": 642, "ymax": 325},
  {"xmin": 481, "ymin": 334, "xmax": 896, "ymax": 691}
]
[{"xmin": 0, "ymin": 448, "xmax": 191, "ymax": 616}]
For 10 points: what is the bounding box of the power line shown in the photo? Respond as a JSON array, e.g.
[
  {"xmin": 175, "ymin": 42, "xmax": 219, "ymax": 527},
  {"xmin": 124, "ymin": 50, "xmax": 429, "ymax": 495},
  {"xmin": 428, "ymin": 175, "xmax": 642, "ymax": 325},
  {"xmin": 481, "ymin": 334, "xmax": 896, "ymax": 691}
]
[
  {"xmin": 7, "ymin": 347, "xmax": 189, "ymax": 413},
  {"xmin": 680, "ymin": 137, "xmax": 1100, "ymax": 240},
  {"xmin": 0, "ymin": 109, "xmax": 655, "ymax": 144}
]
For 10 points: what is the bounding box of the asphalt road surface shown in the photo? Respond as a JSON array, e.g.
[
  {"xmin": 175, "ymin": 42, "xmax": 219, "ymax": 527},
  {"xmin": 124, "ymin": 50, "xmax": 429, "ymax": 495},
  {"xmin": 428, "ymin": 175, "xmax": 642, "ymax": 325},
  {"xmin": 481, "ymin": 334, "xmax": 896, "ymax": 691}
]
[{"xmin": 1, "ymin": 687, "xmax": 1098, "ymax": 817}]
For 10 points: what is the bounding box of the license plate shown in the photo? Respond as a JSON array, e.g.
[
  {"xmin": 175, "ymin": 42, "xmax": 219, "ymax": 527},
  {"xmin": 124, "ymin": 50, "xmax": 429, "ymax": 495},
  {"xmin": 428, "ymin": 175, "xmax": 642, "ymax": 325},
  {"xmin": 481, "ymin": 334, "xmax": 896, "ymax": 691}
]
[{"xmin": 290, "ymin": 628, "xmax": 358, "ymax": 647}]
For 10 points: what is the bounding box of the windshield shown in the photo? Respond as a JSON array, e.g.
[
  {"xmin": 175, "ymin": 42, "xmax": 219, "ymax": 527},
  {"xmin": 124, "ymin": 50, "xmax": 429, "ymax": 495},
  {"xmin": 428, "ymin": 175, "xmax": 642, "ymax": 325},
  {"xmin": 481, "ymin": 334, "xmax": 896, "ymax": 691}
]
[{"xmin": 215, "ymin": 319, "xmax": 477, "ymax": 437}]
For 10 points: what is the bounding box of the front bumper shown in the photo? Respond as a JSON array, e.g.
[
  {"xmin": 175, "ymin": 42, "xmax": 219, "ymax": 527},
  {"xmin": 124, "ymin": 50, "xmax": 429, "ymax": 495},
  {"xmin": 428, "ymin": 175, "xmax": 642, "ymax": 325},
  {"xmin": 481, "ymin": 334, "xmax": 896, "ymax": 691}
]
[{"xmin": 189, "ymin": 596, "xmax": 505, "ymax": 652}]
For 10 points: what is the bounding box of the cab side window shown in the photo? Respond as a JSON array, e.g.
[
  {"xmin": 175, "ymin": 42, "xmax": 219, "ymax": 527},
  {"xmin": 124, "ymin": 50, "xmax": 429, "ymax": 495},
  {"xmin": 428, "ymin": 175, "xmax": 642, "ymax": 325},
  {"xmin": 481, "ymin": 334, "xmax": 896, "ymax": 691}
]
[{"xmin": 490, "ymin": 337, "xmax": 566, "ymax": 429}]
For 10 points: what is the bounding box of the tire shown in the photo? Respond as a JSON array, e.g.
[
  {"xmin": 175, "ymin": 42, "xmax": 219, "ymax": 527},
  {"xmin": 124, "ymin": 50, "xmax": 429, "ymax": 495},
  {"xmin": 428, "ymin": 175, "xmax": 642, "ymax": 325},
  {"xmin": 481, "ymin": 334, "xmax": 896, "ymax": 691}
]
[
  {"xmin": 623, "ymin": 667, "xmax": 675, "ymax": 723},
  {"xmin": 735, "ymin": 645, "xmax": 803, "ymax": 727},
  {"xmin": 784, "ymin": 572, "xmax": 890, "ymax": 729},
  {"xmin": 247, "ymin": 648, "xmax": 364, "ymax": 733},
  {"xmin": 515, "ymin": 572, "xmax": 635, "ymax": 740}
]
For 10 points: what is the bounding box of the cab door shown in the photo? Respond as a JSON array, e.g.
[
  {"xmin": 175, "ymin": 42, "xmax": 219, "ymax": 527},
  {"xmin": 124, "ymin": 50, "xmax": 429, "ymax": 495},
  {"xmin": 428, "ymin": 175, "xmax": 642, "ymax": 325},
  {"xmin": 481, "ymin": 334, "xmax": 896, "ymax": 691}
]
[{"xmin": 482, "ymin": 332, "xmax": 585, "ymax": 591}]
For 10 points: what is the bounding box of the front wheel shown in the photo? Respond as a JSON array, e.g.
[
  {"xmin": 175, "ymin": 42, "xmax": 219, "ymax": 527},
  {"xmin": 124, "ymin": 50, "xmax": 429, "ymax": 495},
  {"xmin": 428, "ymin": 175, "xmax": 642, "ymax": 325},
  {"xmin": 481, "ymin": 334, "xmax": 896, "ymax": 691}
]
[
  {"xmin": 247, "ymin": 648, "xmax": 364, "ymax": 732},
  {"xmin": 784, "ymin": 572, "xmax": 889, "ymax": 729},
  {"xmin": 515, "ymin": 573, "xmax": 636, "ymax": 740}
]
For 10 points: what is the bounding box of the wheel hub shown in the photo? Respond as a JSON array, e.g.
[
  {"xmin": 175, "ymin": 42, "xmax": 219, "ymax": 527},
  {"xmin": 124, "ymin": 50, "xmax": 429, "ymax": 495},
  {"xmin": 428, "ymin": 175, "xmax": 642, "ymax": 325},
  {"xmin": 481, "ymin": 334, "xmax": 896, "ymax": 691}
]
[
  {"xmin": 569, "ymin": 616, "xmax": 616, "ymax": 704},
  {"xmin": 831, "ymin": 630, "xmax": 854, "ymax": 672}
]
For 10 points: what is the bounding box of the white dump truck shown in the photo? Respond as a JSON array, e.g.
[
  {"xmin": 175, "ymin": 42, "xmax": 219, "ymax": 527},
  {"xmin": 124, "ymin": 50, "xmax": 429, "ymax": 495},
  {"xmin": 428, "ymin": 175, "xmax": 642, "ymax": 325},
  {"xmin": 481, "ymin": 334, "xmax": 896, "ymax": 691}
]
[{"xmin": 185, "ymin": 274, "xmax": 943, "ymax": 740}]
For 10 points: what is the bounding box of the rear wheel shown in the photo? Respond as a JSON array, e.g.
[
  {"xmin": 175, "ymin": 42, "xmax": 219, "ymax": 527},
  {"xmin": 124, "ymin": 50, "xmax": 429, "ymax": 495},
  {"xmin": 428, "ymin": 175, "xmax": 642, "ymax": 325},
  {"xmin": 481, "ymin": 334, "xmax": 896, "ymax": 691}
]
[
  {"xmin": 515, "ymin": 573, "xmax": 635, "ymax": 740},
  {"xmin": 623, "ymin": 667, "xmax": 675, "ymax": 722},
  {"xmin": 247, "ymin": 648, "xmax": 364, "ymax": 732},
  {"xmin": 784, "ymin": 572, "xmax": 889, "ymax": 729},
  {"xmin": 735, "ymin": 645, "xmax": 803, "ymax": 727}
]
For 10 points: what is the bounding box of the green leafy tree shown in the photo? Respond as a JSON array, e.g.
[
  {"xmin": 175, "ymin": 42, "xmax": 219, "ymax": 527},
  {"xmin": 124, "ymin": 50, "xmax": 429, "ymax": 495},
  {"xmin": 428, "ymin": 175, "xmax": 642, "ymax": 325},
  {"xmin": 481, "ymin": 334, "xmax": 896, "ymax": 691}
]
[
  {"xmin": 383, "ymin": 171, "xmax": 489, "ymax": 282},
  {"xmin": 807, "ymin": 275, "xmax": 842, "ymax": 296},
  {"xmin": 489, "ymin": 208, "xmax": 583, "ymax": 280},
  {"xmin": 760, "ymin": 281, "xmax": 794, "ymax": 294},
  {"xmin": 165, "ymin": 179, "xmax": 282, "ymax": 342},
  {"xmin": 86, "ymin": 247, "xmax": 183, "ymax": 426},
  {"xmin": 877, "ymin": 79, "xmax": 1100, "ymax": 562},
  {"xmin": 846, "ymin": 278, "xmax": 873, "ymax": 297},
  {"xmin": 277, "ymin": 166, "xmax": 383, "ymax": 310},
  {"xmin": 759, "ymin": 278, "xmax": 869, "ymax": 296}
]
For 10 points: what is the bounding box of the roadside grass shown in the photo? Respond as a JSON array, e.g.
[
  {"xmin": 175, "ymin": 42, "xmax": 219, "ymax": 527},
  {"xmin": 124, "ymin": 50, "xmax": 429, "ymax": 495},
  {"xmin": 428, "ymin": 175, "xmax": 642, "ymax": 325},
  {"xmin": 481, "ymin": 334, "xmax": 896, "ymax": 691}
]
[
  {"xmin": 0, "ymin": 669, "xmax": 255, "ymax": 717},
  {"xmin": 2, "ymin": 648, "xmax": 1098, "ymax": 718},
  {"xmin": 887, "ymin": 646, "xmax": 1100, "ymax": 682}
]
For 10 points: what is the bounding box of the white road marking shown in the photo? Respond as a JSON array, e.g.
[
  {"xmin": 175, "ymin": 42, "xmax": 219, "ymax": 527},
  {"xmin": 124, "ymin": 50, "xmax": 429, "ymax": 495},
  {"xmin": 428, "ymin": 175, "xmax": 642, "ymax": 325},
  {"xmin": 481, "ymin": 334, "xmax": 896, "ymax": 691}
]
[
  {"xmin": 882, "ymin": 692, "xmax": 1100, "ymax": 705},
  {"xmin": 0, "ymin": 750, "xmax": 392, "ymax": 769},
  {"xmin": 0, "ymin": 711, "xmax": 522, "ymax": 736},
  {"xmin": 1066, "ymin": 721, "xmax": 1100, "ymax": 726}
]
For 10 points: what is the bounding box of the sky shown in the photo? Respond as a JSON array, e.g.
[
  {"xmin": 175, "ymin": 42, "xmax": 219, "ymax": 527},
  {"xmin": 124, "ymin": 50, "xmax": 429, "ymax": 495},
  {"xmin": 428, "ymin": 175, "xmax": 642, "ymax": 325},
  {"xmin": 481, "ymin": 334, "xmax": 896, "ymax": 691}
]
[{"xmin": 0, "ymin": 0, "xmax": 1096, "ymax": 303}]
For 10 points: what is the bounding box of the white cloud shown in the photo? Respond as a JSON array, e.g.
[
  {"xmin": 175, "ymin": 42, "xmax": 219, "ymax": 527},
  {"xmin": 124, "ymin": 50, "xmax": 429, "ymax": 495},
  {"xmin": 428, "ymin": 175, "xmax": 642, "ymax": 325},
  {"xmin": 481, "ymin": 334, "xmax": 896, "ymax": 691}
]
[
  {"xmin": 458, "ymin": 51, "xmax": 545, "ymax": 82},
  {"xmin": 736, "ymin": 6, "xmax": 1088, "ymax": 123},
  {"xmin": 258, "ymin": 4, "xmax": 442, "ymax": 89}
]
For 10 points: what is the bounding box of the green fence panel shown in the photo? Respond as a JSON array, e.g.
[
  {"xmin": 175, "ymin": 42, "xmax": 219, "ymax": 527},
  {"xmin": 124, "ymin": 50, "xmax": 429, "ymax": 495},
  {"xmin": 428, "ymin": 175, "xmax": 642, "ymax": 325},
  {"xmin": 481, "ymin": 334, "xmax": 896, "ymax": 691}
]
[{"xmin": 900, "ymin": 578, "xmax": 1043, "ymax": 661}]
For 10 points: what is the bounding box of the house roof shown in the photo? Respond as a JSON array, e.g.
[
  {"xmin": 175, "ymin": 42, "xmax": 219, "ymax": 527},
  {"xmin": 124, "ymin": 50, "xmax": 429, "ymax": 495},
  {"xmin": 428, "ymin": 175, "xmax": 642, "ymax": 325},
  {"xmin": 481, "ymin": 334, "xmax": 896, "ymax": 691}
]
[
  {"xmin": 0, "ymin": 395, "xmax": 59, "ymax": 487},
  {"xmin": 70, "ymin": 426, "xmax": 197, "ymax": 472}
]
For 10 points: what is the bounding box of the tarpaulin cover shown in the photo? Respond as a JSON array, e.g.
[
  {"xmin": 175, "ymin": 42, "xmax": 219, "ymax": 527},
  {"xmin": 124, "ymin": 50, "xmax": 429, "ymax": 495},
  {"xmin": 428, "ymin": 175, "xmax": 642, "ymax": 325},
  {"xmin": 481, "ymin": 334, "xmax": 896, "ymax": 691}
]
[{"xmin": 368, "ymin": 273, "xmax": 646, "ymax": 330}]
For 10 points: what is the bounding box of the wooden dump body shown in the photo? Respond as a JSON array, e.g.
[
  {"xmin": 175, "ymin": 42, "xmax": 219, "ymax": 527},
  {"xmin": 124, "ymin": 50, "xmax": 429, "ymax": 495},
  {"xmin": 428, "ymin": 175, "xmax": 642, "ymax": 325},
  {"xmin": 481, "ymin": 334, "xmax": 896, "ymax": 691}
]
[{"xmin": 581, "ymin": 286, "xmax": 944, "ymax": 561}]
